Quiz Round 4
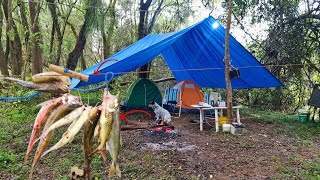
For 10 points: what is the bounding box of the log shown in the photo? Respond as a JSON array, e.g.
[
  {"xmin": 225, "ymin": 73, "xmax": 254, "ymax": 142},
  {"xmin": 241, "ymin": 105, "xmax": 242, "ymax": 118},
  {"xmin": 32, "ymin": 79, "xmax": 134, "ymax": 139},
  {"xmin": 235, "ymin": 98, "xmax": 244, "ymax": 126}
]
[{"xmin": 121, "ymin": 126, "xmax": 149, "ymax": 131}]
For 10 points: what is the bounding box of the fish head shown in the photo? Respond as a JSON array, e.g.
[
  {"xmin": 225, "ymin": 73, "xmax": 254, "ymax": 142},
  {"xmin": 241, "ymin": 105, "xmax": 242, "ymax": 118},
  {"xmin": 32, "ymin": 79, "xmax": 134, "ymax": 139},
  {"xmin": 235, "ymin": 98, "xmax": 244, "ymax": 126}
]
[
  {"xmin": 104, "ymin": 92, "xmax": 120, "ymax": 112},
  {"xmin": 62, "ymin": 94, "xmax": 82, "ymax": 108}
]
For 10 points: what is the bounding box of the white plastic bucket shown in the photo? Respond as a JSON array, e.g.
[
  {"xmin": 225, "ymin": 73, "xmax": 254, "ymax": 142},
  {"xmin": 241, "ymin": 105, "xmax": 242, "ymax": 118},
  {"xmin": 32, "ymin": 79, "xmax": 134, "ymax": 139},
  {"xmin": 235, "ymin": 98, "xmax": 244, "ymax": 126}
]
[{"xmin": 222, "ymin": 124, "xmax": 231, "ymax": 132}]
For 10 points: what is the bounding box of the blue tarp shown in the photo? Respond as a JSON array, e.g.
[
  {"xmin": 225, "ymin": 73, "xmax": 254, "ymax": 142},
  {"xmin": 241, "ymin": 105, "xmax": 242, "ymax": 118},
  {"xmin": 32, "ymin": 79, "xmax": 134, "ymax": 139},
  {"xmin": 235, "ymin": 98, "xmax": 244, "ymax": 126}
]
[{"xmin": 71, "ymin": 16, "xmax": 282, "ymax": 89}]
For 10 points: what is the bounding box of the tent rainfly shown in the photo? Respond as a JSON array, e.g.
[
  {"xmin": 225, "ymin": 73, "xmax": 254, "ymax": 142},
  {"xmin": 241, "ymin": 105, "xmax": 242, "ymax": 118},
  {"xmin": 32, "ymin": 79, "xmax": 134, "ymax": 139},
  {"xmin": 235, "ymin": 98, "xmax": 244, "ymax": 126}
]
[
  {"xmin": 124, "ymin": 78, "xmax": 162, "ymax": 109},
  {"xmin": 173, "ymin": 80, "xmax": 204, "ymax": 109},
  {"xmin": 71, "ymin": 16, "xmax": 283, "ymax": 89}
]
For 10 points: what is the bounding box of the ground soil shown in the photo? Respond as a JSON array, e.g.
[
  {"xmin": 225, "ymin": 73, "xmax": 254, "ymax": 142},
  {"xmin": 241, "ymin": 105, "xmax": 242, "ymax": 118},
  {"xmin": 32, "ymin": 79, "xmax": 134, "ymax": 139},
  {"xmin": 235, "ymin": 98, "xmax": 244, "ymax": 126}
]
[
  {"xmin": 3, "ymin": 112, "xmax": 320, "ymax": 179},
  {"xmin": 120, "ymin": 113, "xmax": 320, "ymax": 179}
]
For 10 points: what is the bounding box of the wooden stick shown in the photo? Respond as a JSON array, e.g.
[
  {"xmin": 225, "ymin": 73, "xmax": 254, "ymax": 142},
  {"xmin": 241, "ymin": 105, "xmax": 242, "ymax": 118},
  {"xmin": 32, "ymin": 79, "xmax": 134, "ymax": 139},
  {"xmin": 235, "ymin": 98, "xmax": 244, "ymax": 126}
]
[
  {"xmin": 121, "ymin": 126, "xmax": 149, "ymax": 131},
  {"xmin": 48, "ymin": 64, "xmax": 89, "ymax": 82}
]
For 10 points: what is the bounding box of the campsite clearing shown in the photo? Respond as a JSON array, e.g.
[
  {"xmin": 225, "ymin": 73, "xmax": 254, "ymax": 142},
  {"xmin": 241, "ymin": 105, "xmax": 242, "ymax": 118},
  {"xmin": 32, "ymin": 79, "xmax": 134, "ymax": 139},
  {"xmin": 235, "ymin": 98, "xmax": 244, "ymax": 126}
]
[{"xmin": 1, "ymin": 97, "xmax": 320, "ymax": 179}]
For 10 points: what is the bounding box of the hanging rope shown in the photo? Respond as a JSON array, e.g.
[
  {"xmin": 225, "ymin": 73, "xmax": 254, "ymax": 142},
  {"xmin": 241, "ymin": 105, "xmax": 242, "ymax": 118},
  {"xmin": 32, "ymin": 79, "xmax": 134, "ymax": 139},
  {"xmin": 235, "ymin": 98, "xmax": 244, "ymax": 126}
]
[
  {"xmin": 104, "ymin": 72, "xmax": 114, "ymax": 93},
  {"xmin": 0, "ymin": 91, "xmax": 40, "ymax": 101},
  {"xmin": 71, "ymin": 72, "xmax": 114, "ymax": 93},
  {"xmin": 70, "ymin": 84, "xmax": 107, "ymax": 92}
]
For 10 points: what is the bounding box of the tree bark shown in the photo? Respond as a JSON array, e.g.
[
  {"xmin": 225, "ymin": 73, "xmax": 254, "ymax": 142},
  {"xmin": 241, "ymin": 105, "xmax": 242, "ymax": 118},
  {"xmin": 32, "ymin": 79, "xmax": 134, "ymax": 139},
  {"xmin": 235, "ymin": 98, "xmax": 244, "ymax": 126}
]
[
  {"xmin": 49, "ymin": 22, "xmax": 55, "ymax": 59},
  {"xmin": 47, "ymin": 0, "xmax": 63, "ymax": 66},
  {"xmin": 29, "ymin": 1, "xmax": 43, "ymax": 75},
  {"xmin": 80, "ymin": 56, "xmax": 87, "ymax": 70},
  {"xmin": 17, "ymin": 0, "xmax": 29, "ymax": 48},
  {"xmin": 0, "ymin": 0, "xmax": 9, "ymax": 76},
  {"xmin": 6, "ymin": 0, "xmax": 23, "ymax": 76},
  {"xmin": 102, "ymin": 28, "xmax": 107, "ymax": 59},
  {"xmin": 66, "ymin": 20, "xmax": 88, "ymax": 70},
  {"xmin": 105, "ymin": 0, "xmax": 117, "ymax": 58},
  {"xmin": 66, "ymin": 0, "xmax": 98, "ymax": 70},
  {"xmin": 224, "ymin": 0, "xmax": 234, "ymax": 123},
  {"xmin": 137, "ymin": 0, "xmax": 153, "ymax": 78},
  {"xmin": 18, "ymin": 0, "xmax": 31, "ymax": 79}
]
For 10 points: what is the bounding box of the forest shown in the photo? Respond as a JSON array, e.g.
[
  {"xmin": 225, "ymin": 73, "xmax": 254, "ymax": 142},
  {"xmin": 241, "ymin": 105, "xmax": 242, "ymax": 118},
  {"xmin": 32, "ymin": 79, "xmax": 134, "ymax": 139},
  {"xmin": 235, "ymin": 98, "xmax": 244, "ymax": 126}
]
[
  {"xmin": 0, "ymin": 0, "xmax": 318, "ymax": 112},
  {"xmin": 0, "ymin": 0, "xmax": 320, "ymax": 179}
]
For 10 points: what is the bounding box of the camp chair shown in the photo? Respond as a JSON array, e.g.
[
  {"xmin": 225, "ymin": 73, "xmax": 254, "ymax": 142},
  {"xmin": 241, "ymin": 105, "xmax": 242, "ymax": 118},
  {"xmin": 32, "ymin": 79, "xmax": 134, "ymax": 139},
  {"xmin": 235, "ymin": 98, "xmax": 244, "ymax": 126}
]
[
  {"xmin": 204, "ymin": 91, "xmax": 221, "ymax": 106},
  {"xmin": 204, "ymin": 91, "xmax": 222, "ymax": 118},
  {"xmin": 164, "ymin": 87, "xmax": 182, "ymax": 118}
]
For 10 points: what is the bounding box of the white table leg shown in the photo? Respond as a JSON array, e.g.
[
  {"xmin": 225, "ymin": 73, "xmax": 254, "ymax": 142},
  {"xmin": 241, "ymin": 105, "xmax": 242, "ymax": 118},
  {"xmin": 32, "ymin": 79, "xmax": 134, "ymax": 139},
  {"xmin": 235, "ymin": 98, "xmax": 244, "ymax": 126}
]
[
  {"xmin": 200, "ymin": 109, "xmax": 203, "ymax": 131},
  {"xmin": 236, "ymin": 108, "xmax": 240, "ymax": 124},
  {"xmin": 215, "ymin": 109, "xmax": 219, "ymax": 132}
]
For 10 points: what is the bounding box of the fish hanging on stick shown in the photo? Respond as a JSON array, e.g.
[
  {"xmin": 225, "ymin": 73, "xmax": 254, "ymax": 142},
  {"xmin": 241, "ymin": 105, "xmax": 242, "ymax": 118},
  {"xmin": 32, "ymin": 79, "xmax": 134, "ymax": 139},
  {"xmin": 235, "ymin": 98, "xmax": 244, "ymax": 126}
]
[
  {"xmin": 32, "ymin": 71, "xmax": 71, "ymax": 85},
  {"xmin": 23, "ymin": 96, "xmax": 63, "ymax": 167},
  {"xmin": 41, "ymin": 106, "xmax": 94, "ymax": 157},
  {"xmin": 90, "ymin": 90, "xmax": 119, "ymax": 160},
  {"xmin": 108, "ymin": 92, "xmax": 121, "ymax": 178}
]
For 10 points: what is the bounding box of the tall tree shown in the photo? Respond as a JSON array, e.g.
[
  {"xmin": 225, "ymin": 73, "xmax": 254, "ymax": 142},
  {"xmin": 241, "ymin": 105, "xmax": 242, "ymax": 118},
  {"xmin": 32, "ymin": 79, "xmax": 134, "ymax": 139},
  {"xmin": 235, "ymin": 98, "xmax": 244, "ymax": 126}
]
[
  {"xmin": 0, "ymin": 0, "xmax": 8, "ymax": 76},
  {"xmin": 5, "ymin": 0, "xmax": 23, "ymax": 76},
  {"xmin": 224, "ymin": 0, "xmax": 233, "ymax": 123},
  {"xmin": 232, "ymin": 0, "xmax": 320, "ymax": 111},
  {"xmin": 66, "ymin": 0, "xmax": 100, "ymax": 70},
  {"xmin": 47, "ymin": 0, "xmax": 63, "ymax": 66},
  {"xmin": 17, "ymin": 0, "xmax": 31, "ymax": 79},
  {"xmin": 105, "ymin": 0, "xmax": 117, "ymax": 58},
  {"xmin": 29, "ymin": 1, "xmax": 43, "ymax": 74},
  {"xmin": 137, "ymin": 0, "xmax": 163, "ymax": 78}
]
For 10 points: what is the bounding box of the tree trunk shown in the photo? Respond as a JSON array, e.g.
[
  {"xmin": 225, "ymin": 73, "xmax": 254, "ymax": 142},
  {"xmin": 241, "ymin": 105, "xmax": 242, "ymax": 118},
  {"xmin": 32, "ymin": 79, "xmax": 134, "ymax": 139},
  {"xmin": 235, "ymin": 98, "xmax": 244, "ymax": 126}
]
[
  {"xmin": 105, "ymin": 0, "xmax": 117, "ymax": 58},
  {"xmin": 102, "ymin": 28, "xmax": 107, "ymax": 59},
  {"xmin": 47, "ymin": 0, "xmax": 63, "ymax": 66},
  {"xmin": 224, "ymin": 0, "xmax": 234, "ymax": 123},
  {"xmin": 29, "ymin": 1, "xmax": 43, "ymax": 75},
  {"xmin": 80, "ymin": 56, "xmax": 87, "ymax": 70},
  {"xmin": 6, "ymin": 0, "xmax": 23, "ymax": 76},
  {"xmin": 137, "ymin": 0, "xmax": 153, "ymax": 78},
  {"xmin": 17, "ymin": 0, "xmax": 29, "ymax": 48},
  {"xmin": 0, "ymin": 0, "xmax": 9, "ymax": 76},
  {"xmin": 18, "ymin": 0, "xmax": 31, "ymax": 79},
  {"xmin": 66, "ymin": 20, "xmax": 88, "ymax": 70},
  {"xmin": 66, "ymin": 0, "xmax": 98, "ymax": 71},
  {"xmin": 49, "ymin": 22, "xmax": 55, "ymax": 59}
]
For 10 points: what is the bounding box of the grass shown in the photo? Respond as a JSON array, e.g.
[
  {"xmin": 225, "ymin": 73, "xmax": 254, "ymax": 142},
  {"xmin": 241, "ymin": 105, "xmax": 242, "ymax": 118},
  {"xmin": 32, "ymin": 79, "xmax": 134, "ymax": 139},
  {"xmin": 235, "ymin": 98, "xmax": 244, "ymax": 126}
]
[
  {"xmin": 242, "ymin": 107, "xmax": 320, "ymax": 179},
  {"xmin": 276, "ymin": 158, "xmax": 320, "ymax": 179},
  {"xmin": 1, "ymin": 86, "xmax": 320, "ymax": 178},
  {"xmin": 241, "ymin": 107, "xmax": 320, "ymax": 140}
]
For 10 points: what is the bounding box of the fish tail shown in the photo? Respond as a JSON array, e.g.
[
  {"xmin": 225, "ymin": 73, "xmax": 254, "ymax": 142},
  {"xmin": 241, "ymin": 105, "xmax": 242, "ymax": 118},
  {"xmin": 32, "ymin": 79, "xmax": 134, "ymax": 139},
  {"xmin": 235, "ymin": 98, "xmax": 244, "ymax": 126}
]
[
  {"xmin": 108, "ymin": 162, "xmax": 121, "ymax": 177},
  {"xmin": 41, "ymin": 150, "xmax": 49, "ymax": 158},
  {"xmin": 89, "ymin": 148, "xmax": 107, "ymax": 161},
  {"xmin": 22, "ymin": 154, "xmax": 29, "ymax": 168},
  {"xmin": 28, "ymin": 170, "xmax": 34, "ymax": 180},
  {"xmin": 23, "ymin": 138, "xmax": 34, "ymax": 166},
  {"xmin": 115, "ymin": 163, "xmax": 121, "ymax": 177},
  {"xmin": 41, "ymin": 145, "xmax": 56, "ymax": 158},
  {"xmin": 108, "ymin": 161, "xmax": 115, "ymax": 177},
  {"xmin": 29, "ymin": 162, "xmax": 36, "ymax": 179}
]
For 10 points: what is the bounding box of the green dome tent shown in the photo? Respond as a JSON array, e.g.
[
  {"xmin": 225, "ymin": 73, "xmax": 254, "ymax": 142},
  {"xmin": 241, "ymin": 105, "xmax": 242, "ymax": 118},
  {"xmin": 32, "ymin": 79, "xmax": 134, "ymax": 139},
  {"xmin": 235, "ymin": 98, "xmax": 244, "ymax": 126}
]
[{"xmin": 125, "ymin": 78, "xmax": 162, "ymax": 109}]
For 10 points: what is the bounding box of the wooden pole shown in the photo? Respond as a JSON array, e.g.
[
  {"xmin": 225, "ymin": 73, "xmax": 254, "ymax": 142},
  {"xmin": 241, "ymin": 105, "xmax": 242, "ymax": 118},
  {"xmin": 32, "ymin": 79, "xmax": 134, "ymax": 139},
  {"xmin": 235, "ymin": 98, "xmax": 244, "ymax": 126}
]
[
  {"xmin": 48, "ymin": 64, "xmax": 89, "ymax": 82},
  {"xmin": 224, "ymin": 0, "xmax": 234, "ymax": 124}
]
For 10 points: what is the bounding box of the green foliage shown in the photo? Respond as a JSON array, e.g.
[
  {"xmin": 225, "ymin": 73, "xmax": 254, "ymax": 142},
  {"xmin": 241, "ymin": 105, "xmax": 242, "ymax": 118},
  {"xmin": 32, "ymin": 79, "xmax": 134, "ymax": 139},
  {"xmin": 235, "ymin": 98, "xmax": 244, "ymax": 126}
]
[
  {"xmin": 231, "ymin": 0, "xmax": 320, "ymax": 112},
  {"xmin": 0, "ymin": 149, "xmax": 16, "ymax": 169},
  {"xmin": 276, "ymin": 158, "xmax": 320, "ymax": 179},
  {"xmin": 242, "ymin": 107, "xmax": 320, "ymax": 140}
]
